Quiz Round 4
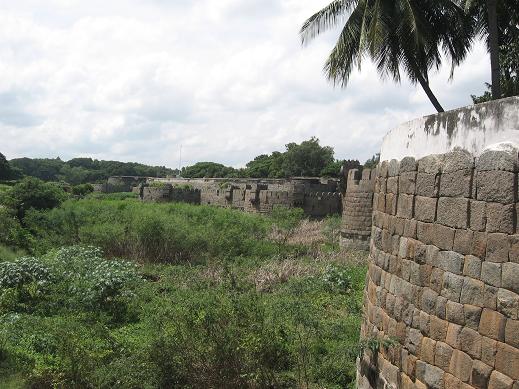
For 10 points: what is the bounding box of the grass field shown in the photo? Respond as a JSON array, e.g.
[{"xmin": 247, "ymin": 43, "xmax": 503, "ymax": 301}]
[{"xmin": 0, "ymin": 197, "xmax": 367, "ymax": 388}]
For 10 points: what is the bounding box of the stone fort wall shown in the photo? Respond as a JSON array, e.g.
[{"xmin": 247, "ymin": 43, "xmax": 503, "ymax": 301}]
[
  {"xmin": 341, "ymin": 168, "xmax": 376, "ymax": 250},
  {"xmin": 141, "ymin": 177, "xmax": 342, "ymax": 218},
  {"xmin": 357, "ymin": 96, "xmax": 519, "ymax": 389}
]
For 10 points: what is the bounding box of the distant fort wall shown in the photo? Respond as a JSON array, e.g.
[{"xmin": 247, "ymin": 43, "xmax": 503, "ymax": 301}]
[{"xmin": 100, "ymin": 176, "xmax": 343, "ymax": 218}]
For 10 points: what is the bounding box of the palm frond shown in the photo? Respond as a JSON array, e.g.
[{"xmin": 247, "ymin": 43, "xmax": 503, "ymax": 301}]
[{"xmin": 300, "ymin": 0, "xmax": 358, "ymax": 45}]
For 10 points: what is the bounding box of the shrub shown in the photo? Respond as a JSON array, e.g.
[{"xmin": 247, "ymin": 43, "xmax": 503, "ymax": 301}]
[
  {"xmin": 322, "ymin": 265, "xmax": 353, "ymax": 293},
  {"xmin": 71, "ymin": 183, "xmax": 94, "ymax": 196},
  {"xmin": 0, "ymin": 177, "xmax": 68, "ymax": 211}
]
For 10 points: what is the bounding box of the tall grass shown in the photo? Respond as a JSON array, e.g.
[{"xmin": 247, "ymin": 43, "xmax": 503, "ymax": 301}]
[{"xmin": 23, "ymin": 199, "xmax": 279, "ymax": 262}]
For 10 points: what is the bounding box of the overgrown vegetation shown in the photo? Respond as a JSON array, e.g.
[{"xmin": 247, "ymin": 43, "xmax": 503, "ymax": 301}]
[{"xmin": 0, "ymin": 188, "xmax": 367, "ymax": 388}]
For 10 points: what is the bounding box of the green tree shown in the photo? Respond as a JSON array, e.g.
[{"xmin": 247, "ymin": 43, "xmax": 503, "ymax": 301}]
[
  {"xmin": 468, "ymin": 0, "xmax": 519, "ymax": 102},
  {"xmin": 0, "ymin": 153, "xmax": 12, "ymax": 180},
  {"xmin": 282, "ymin": 137, "xmax": 334, "ymax": 177},
  {"xmin": 1, "ymin": 177, "xmax": 68, "ymax": 211},
  {"xmin": 301, "ymin": 0, "xmax": 474, "ymax": 112},
  {"xmin": 181, "ymin": 162, "xmax": 238, "ymax": 178}
]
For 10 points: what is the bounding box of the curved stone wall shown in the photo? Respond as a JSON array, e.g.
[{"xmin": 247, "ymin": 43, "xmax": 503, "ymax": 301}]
[
  {"xmin": 341, "ymin": 168, "xmax": 376, "ymax": 250},
  {"xmin": 358, "ymin": 147, "xmax": 519, "ymax": 389}
]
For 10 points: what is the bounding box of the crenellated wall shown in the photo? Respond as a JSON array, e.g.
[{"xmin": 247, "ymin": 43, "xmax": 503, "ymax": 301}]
[
  {"xmin": 358, "ymin": 97, "xmax": 519, "ymax": 389},
  {"xmin": 143, "ymin": 177, "xmax": 342, "ymax": 217},
  {"xmin": 141, "ymin": 185, "xmax": 201, "ymax": 204},
  {"xmin": 341, "ymin": 168, "xmax": 376, "ymax": 250}
]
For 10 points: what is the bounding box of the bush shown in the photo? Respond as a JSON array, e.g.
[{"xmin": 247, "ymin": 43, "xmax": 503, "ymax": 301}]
[
  {"xmin": 0, "ymin": 177, "xmax": 68, "ymax": 211},
  {"xmin": 0, "ymin": 246, "xmax": 142, "ymax": 318},
  {"xmin": 71, "ymin": 183, "xmax": 94, "ymax": 196},
  {"xmin": 23, "ymin": 200, "xmax": 279, "ymax": 262}
]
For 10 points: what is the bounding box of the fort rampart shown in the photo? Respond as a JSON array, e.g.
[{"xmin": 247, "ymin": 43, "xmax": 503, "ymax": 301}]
[
  {"xmin": 357, "ymin": 96, "xmax": 519, "ymax": 389},
  {"xmin": 341, "ymin": 168, "xmax": 376, "ymax": 250}
]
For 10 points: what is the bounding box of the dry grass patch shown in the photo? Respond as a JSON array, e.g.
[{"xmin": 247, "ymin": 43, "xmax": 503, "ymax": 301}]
[{"xmin": 251, "ymin": 258, "xmax": 318, "ymax": 292}]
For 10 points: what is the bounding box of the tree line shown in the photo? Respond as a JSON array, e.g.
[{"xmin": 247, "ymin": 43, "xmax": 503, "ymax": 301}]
[
  {"xmin": 0, "ymin": 154, "xmax": 178, "ymax": 184},
  {"xmin": 301, "ymin": 0, "xmax": 519, "ymax": 111},
  {"xmin": 0, "ymin": 138, "xmax": 372, "ymax": 183},
  {"xmin": 181, "ymin": 137, "xmax": 347, "ymax": 179}
]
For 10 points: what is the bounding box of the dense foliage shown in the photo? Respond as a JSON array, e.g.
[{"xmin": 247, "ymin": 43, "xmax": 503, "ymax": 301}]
[
  {"xmin": 0, "ymin": 177, "xmax": 68, "ymax": 212},
  {"xmin": 182, "ymin": 137, "xmax": 344, "ymax": 179},
  {"xmin": 0, "ymin": 153, "xmax": 13, "ymax": 180},
  {"xmin": 470, "ymin": 0, "xmax": 519, "ymax": 103},
  {"xmin": 301, "ymin": 0, "xmax": 474, "ymax": 112},
  {"xmin": 0, "ymin": 196, "xmax": 367, "ymax": 388},
  {"xmin": 9, "ymin": 157, "xmax": 179, "ymax": 185}
]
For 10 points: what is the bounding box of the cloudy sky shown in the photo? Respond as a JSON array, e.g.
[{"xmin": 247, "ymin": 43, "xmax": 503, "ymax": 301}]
[{"xmin": 1, "ymin": 0, "xmax": 490, "ymax": 168}]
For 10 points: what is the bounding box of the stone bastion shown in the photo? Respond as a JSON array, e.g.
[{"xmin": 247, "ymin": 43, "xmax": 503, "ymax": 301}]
[{"xmin": 357, "ymin": 96, "xmax": 519, "ymax": 389}]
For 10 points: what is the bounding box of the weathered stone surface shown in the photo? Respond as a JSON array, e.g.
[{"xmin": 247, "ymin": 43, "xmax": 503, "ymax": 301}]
[
  {"xmin": 476, "ymin": 149, "xmax": 518, "ymax": 172},
  {"xmin": 483, "ymin": 285, "xmax": 499, "ymax": 310},
  {"xmin": 432, "ymin": 224, "xmax": 456, "ymax": 250},
  {"xmin": 387, "ymin": 176, "xmax": 399, "ymax": 194},
  {"xmin": 481, "ymin": 336, "xmax": 498, "ymax": 367},
  {"xmin": 446, "ymin": 323, "xmax": 463, "ymax": 348},
  {"xmin": 463, "ymin": 305, "xmax": 482, "ymax": 330},
  {"xmin": 463, "ymin": 255, "xmax": 481, "ymax": 278},
  {"xmin": 471, "ymin": 360, "xmax": 493, "ymax": 389},
  {"xmin": 444, "ymin": 149, "xmax": 474, "ymax": 172},
  {"xmin": 486, "ymin": 202, "xmax": 516, "ymax": 234},
  {"xmin": 487, "ymin": 233, "xmax": 510, "ymax": 262},
  {"xmin": 400, "ymin": 171, "xmax": 417, "ymax": 195},
  {"xmin": 388, "ymin": 159, "xmax": 400, "ymax": 177},
  {"xmin": 479, "ymin": 308, "xmax": 506, "ymax": 341},
  {"xmin": 446, "ymin": 301, "xmax": 465, "ymax": 325},
  {"xmin": 414, "ymin": 196, "xmax": 437, "ymax": 222},
  {"xmin": 436, "ymin": 295, "xmax": 448, "ymax": 319},
  {"xmin": 397, "ymin": 194, "xmax": 414, "ymax": 218},
  {"xmin": 430, "ymin": 316, "xmax": 448, "ymax": 341},
  {"xmin": 497, "ymin": 288, "xmax": 519, "ymax": 320},
  {"xmin": 444, "ymin": 373, "xmax": 462, "ymax": 389},
  {"xmin": 454, "ymin": 230, "xmax": 473, "ymax": 255},
  {"xmin": 385, "ymin": 193, "xmax": 397, "ymax": 215},
  {"xmin": 502, "ymin": 262, "xmax": 519, "ymax": 294},
  {"xmin": 416, "ymin": 172, "xmax": 440, "ymax": 197},
  {"xmin": 510, "ymin": 235, "xmax": 519, "ymax": 263},
  {"xmin": 421, "ymin": 337, "xmax": 436, "ymax": 364},
  {"xmin": 442, "ymin": 272, "xmax": 464, "ymax": 302},
  {"xmin": 418, "ymin": 154, "xmax": 444, "ymax": 174},
  {"xmin": 459, "ymin": 326, "xmax": 481, "ymax": 359},
  {"xmin": 470, "ymin": 200, "xmax": 487, "ymax": 232},
  {"xmin": 476, "ymin": 170, "xmax": 516, "ymax": 204},
  {"xmin": 449, "ymin": 349, "xmax": 473, "ymax": 382},
  {"xmin": 430, "ymin": 268, "xmax": 444, "ymax": 293},
  {"xmin": 437, "ymin": 251, "xmax": 465, "ymax": 275},
  {"xmin": 505, "ymin": 319, "xmax": 519, "ymax": 348},
  {"xmin": 421, "ymin": 287, "xmax": 439, "ymax": 314},
  {"xmin": 437, "ymin": 197, "xmax": 469, "ymax": 229},
  {"xmin": 495, "ymin": 341, "xmax": 519, "ymax": 380},
  {"xmin": 488, "ymin": 370, "xmax": 514, "ymax": 389},
  {"xmin": 400, "ymin": 156, "xmax": 418, "ymax": 172},
  {"xmin": 423, "ymin": 363, "xmax": 445, "ymax": 389},
  {"xmin": 471, "ymin": 232, "xmax": 488, "ymax": 259},
  {"xmin": 435, "ymin": 341, "xmax": 454, "ymax": 370},
  {"xmin": 460, "ymin": 277, "xmax": 485, "ymax": 305},
  {"xmin": 426, "ymin": 244, "xmax": 440, "ymax": 265},
  {"xmin": 481, "ymin": 261, "xmax": 502, "ymax": 287},
  {"xmin": 440, "ymin": 170, "xmax": 473, "ymax": 198}
]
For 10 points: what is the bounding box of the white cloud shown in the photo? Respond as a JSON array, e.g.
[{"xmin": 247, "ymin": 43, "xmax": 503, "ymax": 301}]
[{"xmin": 0, "ymin": 0, "xmax": 490, "ymax": 168}]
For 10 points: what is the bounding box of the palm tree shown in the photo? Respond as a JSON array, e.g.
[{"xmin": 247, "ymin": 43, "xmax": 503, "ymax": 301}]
[
  {"xmin": 463, "ymin": 0, "xmax": 502, "ymax": 99},
  {"xmin": 300, "ymin": 0, "xmax": 474, "ymax": 112}
]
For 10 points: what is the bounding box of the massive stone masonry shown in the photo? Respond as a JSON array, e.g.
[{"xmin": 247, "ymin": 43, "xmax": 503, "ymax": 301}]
[
  {"xmin": 357, "ymin": 148, "xmax": 519, "ymax": 389},
  {"xmin": 109, "ymin": 176, "xmax": 344, "ymax": 218},
  {"xmin": 341, "ymin": 167, "xmax": 376, "ymax": 250}
]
